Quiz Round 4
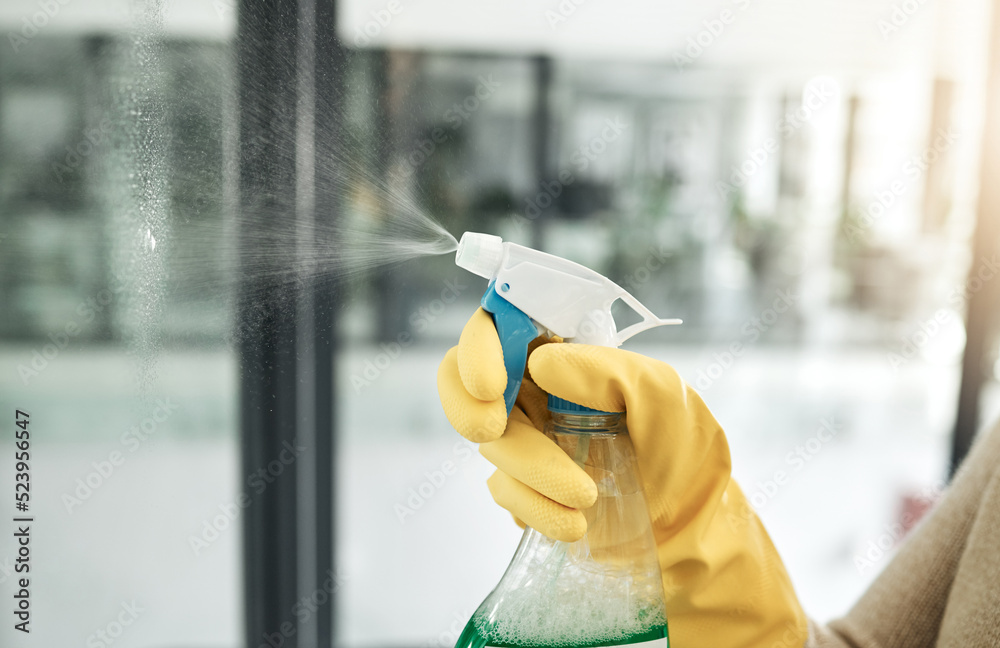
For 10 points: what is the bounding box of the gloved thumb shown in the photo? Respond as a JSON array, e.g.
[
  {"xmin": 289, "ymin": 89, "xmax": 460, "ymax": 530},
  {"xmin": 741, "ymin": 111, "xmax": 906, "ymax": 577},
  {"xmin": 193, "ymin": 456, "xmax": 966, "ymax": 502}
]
[{"xmin": 527, "ymin": 342, "xmax": 732, "ymax": 530}]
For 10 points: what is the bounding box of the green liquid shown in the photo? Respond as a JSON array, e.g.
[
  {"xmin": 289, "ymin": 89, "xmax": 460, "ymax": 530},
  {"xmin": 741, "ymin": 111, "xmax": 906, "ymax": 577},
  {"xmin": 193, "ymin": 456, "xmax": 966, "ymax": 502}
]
[{"xmin": 454, "ymin": 620, "xmax": 668, "ymax": 648}]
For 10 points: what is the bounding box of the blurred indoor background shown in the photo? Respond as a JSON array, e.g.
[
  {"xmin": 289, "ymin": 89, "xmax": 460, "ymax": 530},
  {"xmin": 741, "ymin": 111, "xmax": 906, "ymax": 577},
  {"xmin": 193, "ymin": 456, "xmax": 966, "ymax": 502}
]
[{"xmin": 1, "ymin": 0, "xmax": 1000, "ymax": 646}]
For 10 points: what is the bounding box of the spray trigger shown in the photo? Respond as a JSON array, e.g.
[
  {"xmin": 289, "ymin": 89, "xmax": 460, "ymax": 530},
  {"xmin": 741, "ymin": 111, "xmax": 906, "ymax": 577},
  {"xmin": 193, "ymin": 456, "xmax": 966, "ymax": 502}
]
[
  {"xmin": 481, "ymin": 281, "xmax": 539, "ymax": 416},
  {"xmin": 459, "ymin": 232, "xmax": 680, "ymax": 415}
]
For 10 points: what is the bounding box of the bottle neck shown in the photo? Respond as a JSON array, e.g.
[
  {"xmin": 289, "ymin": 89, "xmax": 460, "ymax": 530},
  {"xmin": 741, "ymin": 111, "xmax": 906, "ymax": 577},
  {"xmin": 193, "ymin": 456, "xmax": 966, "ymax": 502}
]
[{"xmin": 549, "ymin": 411, "xmax": 623, "ymax": 435}]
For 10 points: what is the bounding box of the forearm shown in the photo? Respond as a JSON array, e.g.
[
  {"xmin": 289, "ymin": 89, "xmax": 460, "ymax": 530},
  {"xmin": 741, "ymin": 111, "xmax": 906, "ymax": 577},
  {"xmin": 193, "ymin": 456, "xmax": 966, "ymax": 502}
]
[{"xmin": 805, "ymin": 422, "xmax": 1000, "ymax": 648}]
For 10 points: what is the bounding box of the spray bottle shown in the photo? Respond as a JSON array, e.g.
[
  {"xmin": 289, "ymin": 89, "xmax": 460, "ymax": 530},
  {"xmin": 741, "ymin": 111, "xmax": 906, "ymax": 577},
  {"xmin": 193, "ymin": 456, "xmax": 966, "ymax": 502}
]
[{"xmin": 451, "ymin": 232, "xmax": 679, "ymax": 648}]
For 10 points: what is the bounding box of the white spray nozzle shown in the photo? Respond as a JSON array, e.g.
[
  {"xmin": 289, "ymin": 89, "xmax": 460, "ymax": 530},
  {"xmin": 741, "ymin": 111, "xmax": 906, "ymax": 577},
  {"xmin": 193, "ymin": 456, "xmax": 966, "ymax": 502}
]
[
  {"xmin": 456, "ymin": 232, "xmax": 504, "ymax": 279},
  {"xmin": 456, "ymin": 232, "xmax": 680, "ymax": 347}
]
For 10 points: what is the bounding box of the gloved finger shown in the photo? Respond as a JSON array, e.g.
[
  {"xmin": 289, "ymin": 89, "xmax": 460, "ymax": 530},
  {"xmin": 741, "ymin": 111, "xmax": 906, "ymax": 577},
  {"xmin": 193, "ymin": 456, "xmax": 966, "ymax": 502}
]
[
  {"xmin": 438, "ymin": 346, "xmax": 508, "ymax": 443},
  {"xmin": 480, "ymin": 408, "xmax": 597, "ymax": 510},
  {"xmin": 487, "ymin": 470, "xmax": 587, "ymax": 543},
  {"xmin": 457, "ymin": 308, "xmax": 507, "ymax": 401}
]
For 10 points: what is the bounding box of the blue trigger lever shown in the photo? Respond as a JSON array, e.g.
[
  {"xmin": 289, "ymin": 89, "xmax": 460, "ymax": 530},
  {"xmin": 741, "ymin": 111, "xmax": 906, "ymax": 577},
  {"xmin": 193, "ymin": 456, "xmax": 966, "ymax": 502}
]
[{"xmin": 480, "ymin": 281, "xmax": 538, "ymax": 416}]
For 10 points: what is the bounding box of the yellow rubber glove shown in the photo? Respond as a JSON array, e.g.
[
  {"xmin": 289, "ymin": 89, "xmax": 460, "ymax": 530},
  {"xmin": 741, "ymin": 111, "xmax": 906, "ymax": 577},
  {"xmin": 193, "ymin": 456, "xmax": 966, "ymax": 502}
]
[{"xmin": 438, "ymin": 308, "xmax": 808, "ymax": 648}]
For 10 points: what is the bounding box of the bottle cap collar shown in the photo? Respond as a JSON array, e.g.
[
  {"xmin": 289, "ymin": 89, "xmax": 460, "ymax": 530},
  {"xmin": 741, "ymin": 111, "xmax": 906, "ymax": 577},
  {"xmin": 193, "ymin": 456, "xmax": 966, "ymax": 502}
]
[{"xmin": 547, "ymin": 395, "xmax": 621, "ymax": 415}]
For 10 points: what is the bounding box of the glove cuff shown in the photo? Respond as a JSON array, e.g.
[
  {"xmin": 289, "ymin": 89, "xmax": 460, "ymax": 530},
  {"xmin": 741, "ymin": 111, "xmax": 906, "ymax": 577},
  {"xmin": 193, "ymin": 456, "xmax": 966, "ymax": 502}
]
[{"xmin": 657, "ymin": 480, "xmax": 808, "ymax": 648}]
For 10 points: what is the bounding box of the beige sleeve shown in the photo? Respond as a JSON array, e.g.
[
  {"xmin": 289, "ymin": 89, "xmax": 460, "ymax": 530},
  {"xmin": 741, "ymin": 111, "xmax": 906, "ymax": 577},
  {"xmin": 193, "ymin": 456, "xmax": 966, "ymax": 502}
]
[{"xmin": 805, "ymin": 421, "xmax": 1000, "ymax": 648}]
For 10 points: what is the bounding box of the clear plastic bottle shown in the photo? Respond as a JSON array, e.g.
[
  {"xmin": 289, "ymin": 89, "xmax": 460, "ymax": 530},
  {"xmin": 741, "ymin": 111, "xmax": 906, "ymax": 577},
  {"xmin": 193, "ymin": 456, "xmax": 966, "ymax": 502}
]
[{"xmin": 456, "ymin": 397, "xmax": 669, "ymax": 648}]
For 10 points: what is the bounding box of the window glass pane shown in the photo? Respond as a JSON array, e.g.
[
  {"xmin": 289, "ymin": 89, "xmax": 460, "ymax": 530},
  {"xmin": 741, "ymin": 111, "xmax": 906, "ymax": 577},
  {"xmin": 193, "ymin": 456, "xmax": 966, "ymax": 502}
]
[{"xmin": 0, "ymin": 3, "xmax": 239, "ymax": 645}]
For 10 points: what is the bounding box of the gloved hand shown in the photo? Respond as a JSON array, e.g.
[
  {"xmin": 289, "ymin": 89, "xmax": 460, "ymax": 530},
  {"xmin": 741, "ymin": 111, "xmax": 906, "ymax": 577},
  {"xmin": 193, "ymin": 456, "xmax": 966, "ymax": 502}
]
[{"xmin": 438, "ymin": 307, "xmax": 808, "ymax": 648}]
